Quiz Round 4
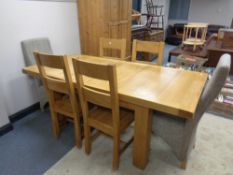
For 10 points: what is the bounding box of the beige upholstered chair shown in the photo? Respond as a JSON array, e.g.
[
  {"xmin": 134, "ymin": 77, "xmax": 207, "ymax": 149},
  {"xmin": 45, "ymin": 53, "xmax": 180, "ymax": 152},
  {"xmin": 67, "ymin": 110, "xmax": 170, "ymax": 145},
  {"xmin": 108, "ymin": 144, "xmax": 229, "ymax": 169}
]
[
  {"xmin": 21, "ymin": 38, "xmax": 52, "ymax": 111},
  {"xmin": 152, "ymin": 54, "xmax": 231, "ymax": 169}
]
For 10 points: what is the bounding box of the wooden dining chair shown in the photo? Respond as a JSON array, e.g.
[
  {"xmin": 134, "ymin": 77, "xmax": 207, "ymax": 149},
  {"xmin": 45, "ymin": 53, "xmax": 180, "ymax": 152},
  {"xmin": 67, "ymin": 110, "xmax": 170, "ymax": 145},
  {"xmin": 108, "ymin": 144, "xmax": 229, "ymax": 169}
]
[
  {"xmin": 34, "ymin": 52, "xmax": 82, "ymax": 148},
  {"xmin": 131, "ymin": 39, "xmax": 165, "ymax": 65},
  {"xmin": 99, "ymin": 37, "xmax": 127, "ymax": 60},
  {"xmin": 72, "ymin": 58, "xmax": 134, "ymax": 170}
]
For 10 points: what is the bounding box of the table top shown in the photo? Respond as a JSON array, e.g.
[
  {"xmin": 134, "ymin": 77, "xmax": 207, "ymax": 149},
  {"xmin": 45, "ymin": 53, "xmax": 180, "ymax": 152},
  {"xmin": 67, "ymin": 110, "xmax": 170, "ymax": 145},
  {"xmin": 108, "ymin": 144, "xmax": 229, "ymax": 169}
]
[
  {"xmin": 185, "ymin": 23, "xmax": 208, "ymax": 28},
  {"xmin": 169, "ymin": 45, "xmax": 208, "ymax": 58},
  {"xmin": 207, "ymin": 37, "xmax": 233, "ymax": 53},
  {"xmin": 22, "ymin": 55, "xmax": 207, "ymax": 119}
]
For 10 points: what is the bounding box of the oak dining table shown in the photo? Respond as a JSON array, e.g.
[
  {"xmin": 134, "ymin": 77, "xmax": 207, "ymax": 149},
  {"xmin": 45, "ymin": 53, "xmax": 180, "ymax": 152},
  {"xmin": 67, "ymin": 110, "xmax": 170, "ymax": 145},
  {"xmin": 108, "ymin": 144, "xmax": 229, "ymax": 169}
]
[{"xmin": 22, "ymin": 55, "xmax": 208, "ymax": 169}]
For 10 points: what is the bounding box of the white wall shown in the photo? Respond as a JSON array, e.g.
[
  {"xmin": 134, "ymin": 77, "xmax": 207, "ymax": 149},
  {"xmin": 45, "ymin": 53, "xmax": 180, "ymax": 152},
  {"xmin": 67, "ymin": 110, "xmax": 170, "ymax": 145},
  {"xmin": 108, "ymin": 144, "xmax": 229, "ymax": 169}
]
[
  {"xmin": 189, "ymin": 0, "xmax": 232, "ymax": 26},
  {"xmin": 0, "ymin": 81, "xmax": 10, "ymax": 127},
  {"xmin": 0, "ymin": 0, "xmax": 80, "ymax": 126},
  {"xmin": 167, "ymin": 0, "xmax": 233, "ymax": 26}
]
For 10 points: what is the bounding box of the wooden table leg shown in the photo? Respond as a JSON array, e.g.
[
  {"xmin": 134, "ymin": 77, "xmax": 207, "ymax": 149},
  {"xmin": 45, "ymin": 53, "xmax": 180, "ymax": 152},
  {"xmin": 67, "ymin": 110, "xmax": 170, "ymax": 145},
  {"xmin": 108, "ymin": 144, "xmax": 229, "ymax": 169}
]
[{"xmin": 133, "ymin": 106, "xmax": 152, "ymax": 169}]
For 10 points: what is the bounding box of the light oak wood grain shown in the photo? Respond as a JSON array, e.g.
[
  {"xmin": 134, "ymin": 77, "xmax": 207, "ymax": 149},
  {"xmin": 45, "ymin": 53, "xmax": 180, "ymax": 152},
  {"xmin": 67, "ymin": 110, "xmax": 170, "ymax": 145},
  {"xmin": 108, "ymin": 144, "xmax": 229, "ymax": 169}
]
[
  {"xmin": 23, "ymin": 55, "xmax": 207, "ymax": 169},
  {"xmin": 34, "ymin": 52, "xmax": 82, "ymax": 148},
  {"xmin": 99, "ymin": 38, "xmax": 127, "ymax": 60},
  {"xmin": 132, "ymin": 40, "xmax": 165, "ymax": 65},
  {"xmin": 23, "ymin": 55, "xmax": 207, "ymax": 119},
  {"xmin": 77, "ymin": 0, "xmax": 132, "ymax": 57},
  {"xmin": 72, "ymin": 58, "xmax": 134, "ymax": 170}
]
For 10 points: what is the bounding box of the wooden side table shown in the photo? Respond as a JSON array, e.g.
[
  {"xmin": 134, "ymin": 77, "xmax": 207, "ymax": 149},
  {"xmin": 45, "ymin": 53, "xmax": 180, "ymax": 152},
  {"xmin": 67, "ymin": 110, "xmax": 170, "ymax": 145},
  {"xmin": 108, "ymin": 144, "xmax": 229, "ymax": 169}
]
[{"xmin": 206, "ymin": 37, "xmax": 233, "ymax": 75}]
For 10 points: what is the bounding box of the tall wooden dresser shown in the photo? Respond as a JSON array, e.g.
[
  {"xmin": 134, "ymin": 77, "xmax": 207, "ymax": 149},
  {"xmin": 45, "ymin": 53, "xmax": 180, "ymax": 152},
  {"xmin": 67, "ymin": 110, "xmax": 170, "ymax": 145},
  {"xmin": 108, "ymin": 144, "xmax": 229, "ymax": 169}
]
[{"xmin": 77, "ymin": 0, "xmax": 132, "ymax": 57}]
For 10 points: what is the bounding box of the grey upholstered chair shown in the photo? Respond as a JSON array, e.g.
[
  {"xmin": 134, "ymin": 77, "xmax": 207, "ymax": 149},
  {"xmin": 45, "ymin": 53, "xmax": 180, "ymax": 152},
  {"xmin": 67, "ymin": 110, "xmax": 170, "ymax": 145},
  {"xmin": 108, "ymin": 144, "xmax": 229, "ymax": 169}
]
[
  {"xmin": 21, "ymin": 38, "xmax": 53, "ymax": 111},
  {"xmin": 152, "ymin": 54, "xmax": 231, "ymax": 169}
]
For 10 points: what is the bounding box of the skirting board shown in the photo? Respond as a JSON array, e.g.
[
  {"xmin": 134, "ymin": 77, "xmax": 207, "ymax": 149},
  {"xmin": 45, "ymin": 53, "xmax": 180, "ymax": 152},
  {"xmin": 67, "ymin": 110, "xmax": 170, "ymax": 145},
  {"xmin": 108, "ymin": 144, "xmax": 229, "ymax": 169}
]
[
  {"xmin": 0, "ymin": 102, "xmax": 40, "ymax": 137},
  {"xmin": 9, "ymin": 102, "xmax": 40, "ymax": 123},
  {"xmin": 0, "ymin": 123, "xmax": 13, "ymax": 137}
]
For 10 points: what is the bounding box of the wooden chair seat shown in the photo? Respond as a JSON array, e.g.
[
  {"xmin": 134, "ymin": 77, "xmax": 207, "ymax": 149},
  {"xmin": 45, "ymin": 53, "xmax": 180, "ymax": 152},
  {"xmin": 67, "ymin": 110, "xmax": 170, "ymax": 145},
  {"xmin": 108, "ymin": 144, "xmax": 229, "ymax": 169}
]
[{"xmin": 88, "ymin": 107, "xmax": 134, "ymax": 136}]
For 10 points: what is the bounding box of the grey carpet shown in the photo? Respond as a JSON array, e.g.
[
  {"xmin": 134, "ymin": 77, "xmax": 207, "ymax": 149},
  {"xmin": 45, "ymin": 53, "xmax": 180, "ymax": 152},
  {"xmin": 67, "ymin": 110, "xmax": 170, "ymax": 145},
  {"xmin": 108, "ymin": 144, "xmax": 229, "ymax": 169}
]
[
  {"xmin": 0, "ymin": 109, "xmax": 75, "ymax": 175},
  {"xmin": 44, "ymin": 113, "xmax": 233, "ymax": 175}
]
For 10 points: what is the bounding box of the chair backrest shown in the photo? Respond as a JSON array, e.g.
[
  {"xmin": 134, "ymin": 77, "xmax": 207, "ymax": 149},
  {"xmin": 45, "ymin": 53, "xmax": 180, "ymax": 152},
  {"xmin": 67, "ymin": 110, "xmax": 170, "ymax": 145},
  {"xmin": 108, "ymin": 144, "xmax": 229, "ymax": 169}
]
[
  {"xmin": 22, "ymin": 38, "xmax": 52, "ymax": 66},
  {"xmin": 131, "ymin": 39, "xmax": 165, "ymax": 65},
  {"xmin": 34, "ymin": 52, "xmax": 75, "ymax": 97},
  {"xmin": 196, "ymin": 54, "xmax": 231, "ymax": 120},
  {"xmin": 72, "ymin": 58, "xmax": 120, "ymax": 125},
  {"xmin": 99, "ymin": 38, "xmax": 126, "ymax": 60}
]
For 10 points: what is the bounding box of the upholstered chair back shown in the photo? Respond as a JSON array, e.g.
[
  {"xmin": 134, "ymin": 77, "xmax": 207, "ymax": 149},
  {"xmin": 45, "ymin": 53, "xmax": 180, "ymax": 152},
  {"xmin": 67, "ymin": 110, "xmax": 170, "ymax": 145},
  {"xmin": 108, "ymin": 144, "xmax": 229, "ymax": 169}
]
[
  {"xmin": 22, "ymin": 37, "xmax": 53, "ymax": 66},
  {"xmin": 196, "ymin": 54, "xmax": 231, "ymax": 121}
]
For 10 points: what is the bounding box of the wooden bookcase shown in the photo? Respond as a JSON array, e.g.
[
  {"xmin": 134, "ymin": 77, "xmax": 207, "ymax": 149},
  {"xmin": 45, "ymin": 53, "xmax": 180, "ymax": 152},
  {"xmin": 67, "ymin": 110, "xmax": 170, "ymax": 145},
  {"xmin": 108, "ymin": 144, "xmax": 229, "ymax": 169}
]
[{"xmin": 77, "ymin": 0, "xmax": 132, "ymax": 57}]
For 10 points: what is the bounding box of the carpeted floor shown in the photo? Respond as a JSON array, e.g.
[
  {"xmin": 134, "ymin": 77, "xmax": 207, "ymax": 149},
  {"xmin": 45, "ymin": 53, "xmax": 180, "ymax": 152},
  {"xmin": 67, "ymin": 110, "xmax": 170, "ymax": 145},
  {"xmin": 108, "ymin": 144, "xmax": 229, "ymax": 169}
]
[
  {"xmin": 44, "ymin": 113, "xmax": 233, "ymax": 175},
  {"xmin": 0, "ymin": 109, "xmax": 75, "ymax": 175}
]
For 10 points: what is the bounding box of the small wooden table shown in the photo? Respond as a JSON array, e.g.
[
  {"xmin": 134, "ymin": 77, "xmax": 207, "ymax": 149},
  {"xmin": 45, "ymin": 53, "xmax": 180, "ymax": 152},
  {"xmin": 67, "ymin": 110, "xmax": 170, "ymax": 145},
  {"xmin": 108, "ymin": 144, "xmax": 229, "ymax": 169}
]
[
  {"xmin": 168, "ymin": 45, "xmax": 208, "ymax": 62},
  {"xmin": 206, "ymin": 37, "xmax": 233, "ymax": 75},
  {"xmin": 22, "ymin": 55, "xmax": 207, "ymax": 169}
]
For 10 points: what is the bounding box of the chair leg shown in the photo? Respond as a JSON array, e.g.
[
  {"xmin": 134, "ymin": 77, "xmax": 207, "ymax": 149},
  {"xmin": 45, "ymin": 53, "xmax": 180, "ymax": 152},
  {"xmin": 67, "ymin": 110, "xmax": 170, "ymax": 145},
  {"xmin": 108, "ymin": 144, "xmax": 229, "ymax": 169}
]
[
  {"xmin": 50, "ymin": 111, "xmax": 60, "ymax": 138},
  {"xmin": 74, "ymin": 116, "xmax": 82, "ymax": 149},
  {"xmin": 112, "ymin": 134, "xmax": 120, "ymax": 171},
  {"xmin": 180, "ymin": 161, "xmax": 187, "ymax": 170},
  {"xmin": 84, "ymin": 124, "xmax": 91, "ymax": 155}
]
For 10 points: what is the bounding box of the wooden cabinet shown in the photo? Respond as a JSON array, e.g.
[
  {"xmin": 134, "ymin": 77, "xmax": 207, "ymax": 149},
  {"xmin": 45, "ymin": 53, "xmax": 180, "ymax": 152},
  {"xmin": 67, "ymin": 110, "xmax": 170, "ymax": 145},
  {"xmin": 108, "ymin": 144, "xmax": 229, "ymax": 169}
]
[{"xmin": 77, "ymin": 0, "xmax": 132, "ymax": 57}]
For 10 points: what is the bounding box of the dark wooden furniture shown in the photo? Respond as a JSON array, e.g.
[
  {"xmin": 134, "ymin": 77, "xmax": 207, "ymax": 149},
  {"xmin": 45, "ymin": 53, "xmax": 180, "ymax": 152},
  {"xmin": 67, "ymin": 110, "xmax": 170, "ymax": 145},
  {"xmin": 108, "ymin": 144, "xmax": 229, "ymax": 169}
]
[
  {"xmin": 222, "ymin": 29, "xmax": 233, "ymax": 48},
  {"xmin": 131, "ymin": 26, "xmax": 148, "ymax": 41},
  {"xmin": 206, "ymin": 36, "xmax": 233, "ymax": 75},
  {"xmin": 144, "ymin": 0, "xmax": 164, "ymax": 29},
  {"xmin": 131, "ymin": 26, "xmax": 164, "ymax": 42}
]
